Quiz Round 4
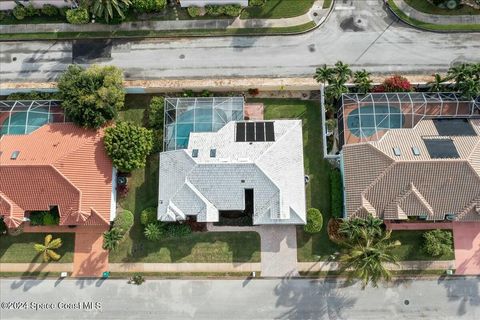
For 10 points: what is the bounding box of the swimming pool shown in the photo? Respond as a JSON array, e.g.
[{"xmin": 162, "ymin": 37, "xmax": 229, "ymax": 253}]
[
  {"xmin": 1, "ymin": 108, "xmax": 51, "ymax": 136},
  {"xmin": 169, "ymin": 107, "xmax": 228, "ymax": 149},
  {"xmin": 347, "ymin": 105, "xmax": 404, "ymax": 137}
]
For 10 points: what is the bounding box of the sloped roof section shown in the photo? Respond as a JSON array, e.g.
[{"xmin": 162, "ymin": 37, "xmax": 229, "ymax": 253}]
[
  {"xmin": 158, "ymin": 120, "xmax": 306, "ymax": 225},
  {"xmin": 0, "ymin": 123, "xmax": 113, "ymax": 226},
  {"xmin": 343, "ymin": 119, "xmax": 480, "ymax": 222}
]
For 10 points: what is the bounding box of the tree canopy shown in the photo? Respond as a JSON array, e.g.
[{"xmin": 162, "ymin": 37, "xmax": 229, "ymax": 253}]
[{"xmin": 58, "ymin": 64, "xmax": 125, "ymax": 128}]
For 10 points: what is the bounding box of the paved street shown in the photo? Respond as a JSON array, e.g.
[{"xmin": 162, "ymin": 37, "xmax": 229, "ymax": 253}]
[
  {"xmin": 1, "ymin": 277, "xmax": 479, "ymax": 319},
  {"xmin": 0, "ymin": 0, "xmax": 479, "ymax": 82}
]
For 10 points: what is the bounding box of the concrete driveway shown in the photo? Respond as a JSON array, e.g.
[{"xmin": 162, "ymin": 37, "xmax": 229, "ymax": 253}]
[{"xmin": 453, "ymin": 222, "xmax": 480, "ymax": 275}]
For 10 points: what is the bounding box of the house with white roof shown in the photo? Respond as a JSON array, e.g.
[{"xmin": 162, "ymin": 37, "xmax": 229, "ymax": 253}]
[{"xmin": 158, "ymin": 109, "xmax": 307, "ymax": 225}]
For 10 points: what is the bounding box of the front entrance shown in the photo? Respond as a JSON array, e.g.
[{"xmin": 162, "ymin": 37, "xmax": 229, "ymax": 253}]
[{"xmin": 215, "ymin": 189, "xmax": 254, "ymax": 226}]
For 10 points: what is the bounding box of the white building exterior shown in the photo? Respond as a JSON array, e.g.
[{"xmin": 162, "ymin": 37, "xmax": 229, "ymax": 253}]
[
  {"xmin": 158, "ymin": 120, "xmax": 307, "ymax": 225},
  {"xmin": 179, "ymin": 0, "xmax": 248, "ymax": 7}
]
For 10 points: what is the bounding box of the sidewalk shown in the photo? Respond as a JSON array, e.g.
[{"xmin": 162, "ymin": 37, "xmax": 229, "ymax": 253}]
[
  {"xmin": 392, "ymin": 0, "xmax": 480, "ymax": 25},
  {"xmin": 0, "ymin": 0, "xmax": 329, "ymax": 35}
]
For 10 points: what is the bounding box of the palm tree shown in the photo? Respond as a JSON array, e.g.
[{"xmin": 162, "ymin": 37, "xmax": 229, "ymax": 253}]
[
  {"xmin": 92, "ymin": 0, "xmax": 131, "ymax": 23},
  {"xmin": 339, "ymin": 216, "xmax": 383, "ymax": 241},
  {"xmin": 326, "ymin": 77, "xmax": 349, "ymax": 102},
  {"xmin": 314, "ymin": 64, "xmax": 334, "ymax": 86},
  {"xmin": 428, "ymin": 73, "xmax": 445, "ymax": 92},
  {"xmin": 338, "ymin": 229, "xmax": 400, "ymax": 288},
  {"xmin": 34, "ymin": 234, "xmax": 62, "ymax": 262},
  {"xmin": 103, "ymin": 228, "xmax": 123, "ymax": 251},
  {"xmin": 334, "ymin": 61, "xmax": 352, "ymax": 84},
  {"xmin": 353, "ymin": 69, "xmax": 372, "ymax": 94}
]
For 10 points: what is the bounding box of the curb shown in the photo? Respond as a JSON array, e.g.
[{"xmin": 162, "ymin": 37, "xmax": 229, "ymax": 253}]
[
  {"xmin": 384, "ymin": 0, "xmax": 480, "ymax": 33},
  {"xmin": 0, "ymin": 1, "xmax": 336, "ymax": 42}
]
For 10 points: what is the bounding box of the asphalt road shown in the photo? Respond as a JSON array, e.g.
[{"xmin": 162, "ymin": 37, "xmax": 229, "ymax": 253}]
[
  {"xmin": 0, "ymin": 277, "xmax": 479, "ymax": 319},
  {"xmin": 0, "ymin": 0, "xmax": 479, "ymax": 83}
]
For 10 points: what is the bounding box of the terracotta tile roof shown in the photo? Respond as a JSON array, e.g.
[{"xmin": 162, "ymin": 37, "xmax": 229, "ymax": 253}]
[
  {"xmin": 343, "ymin": 119, "xmax": 480, "ymax": 222},
  {"xmin": 0, "ymin": 123, "xmax": 113, "ymax": 227}
]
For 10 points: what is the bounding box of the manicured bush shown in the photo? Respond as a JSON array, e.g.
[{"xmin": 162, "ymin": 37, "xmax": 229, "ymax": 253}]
[
  {"xmin": 330, "ymin": 169, "xmax": 343, "ymax": 218},
  {"xmin": 223, "ymin": 4, "xmax": 242, "ymax": 17},
  {"xmin": 0, "ymin": 11, "xmax": 5, "ymax": 21},
  {"xmin": 140, "ymin": 207, "xmax": 158, "ymax": 226},
  {"xmin": 304, "ymin": 208, "xmax": 323, "ymax": 234},
  {"xmin": 205, "ymin": 5, "xmax": 224, "ymax": 16},
  {"xmin": 423, "ymin": 230, "xmax": 453, "ymax": 257},
  {"xmin": 187, "ymin": 6, "xmax": 201, "ymax": 17},
  {"xmin": 25, "ymin": 4, "xmax": 38, "ymax": 17},
  {"xmin": 113, "ymin": 209, "xmax": 134, "ymax": 237},
  {"xmin": 66, "ymin": 8, "xmax": 89, "ymax": 24},
  {"xmin": 132, "ymin": 0, "xmax": 166, "ymax": 13},
  {"xmin": 104, "ymin": 122, "xmax": 154, "ymax": 172},
  {"xmin": 41, "ymin": 4, "xmax": 58, "ymax": 17},
  {"xmin": 148, "ymin": 96, "xmax": 164, "ymax": 130},
  {"xmin": 13, "ymin": 5, "xmax": 27, "ymax": 20},
  {"xmin": 374, "ymin": 75, "xmax": 413, "ymax": 92},
  {"xmin": 58, "ymin": 64, "xmax": 125, "ymax": 128},
  {"xmin": 249, "ymin": 0, "xmax": 266, "ymax": 6},
  {"xmin": 29, "ymin": 212, "xmax": 45, "ymax": 226},
  {"xmin": 7, "ymin": 91, "xmax": 61, "ymax": 100},
  {"xmin": 163, "ymin": 223, "xmax": 192, "ymax": 237},
  {"xmin": 144, "ymin": 223, "xmax": 163, "ymax": 241}
]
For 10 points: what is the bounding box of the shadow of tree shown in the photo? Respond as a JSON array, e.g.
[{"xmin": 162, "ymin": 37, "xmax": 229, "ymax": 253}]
[
  {"xmin": 438, "ymin": 276, "xmax": 480, "ymax": 316},
  {"xmin": 274, "ymin": 276, "xmax": 357, "ymax": 319}
]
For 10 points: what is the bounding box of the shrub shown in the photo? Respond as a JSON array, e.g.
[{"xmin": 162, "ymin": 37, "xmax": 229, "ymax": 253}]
[
  {"xmin": 7, "ymin": 91, "xmax": 60, "ymax": 100},
  {"xmin": 248, "ymin": 88, "xmax": 260, "ymax": 96},
  {"xmin": 66, "ymin": 8, "xmax": 89, "ymax": 24},
  {"xmin": 423, "ymin": 230, "xmax": 453, "ymax": 257},
  {"xmin": 43, "ymin": 212, "xmax": 59, "ymax": 225},
  {"xmin": 13, "ymin": 5, "xmax": 27, "ymax": 20},
  {"xmin": 29, "ymin": 212, "xmax": 45, "ymax": 226},
  {"xmin": 330, "ymin": 169, "xmax": 343, "ymax": 218},
  {"xmin": 0, "ymin": 11, "xmax": 5, "ymax": 21},
  {"xmin": 304, "ymin": 208, "xmax": 323, "ymax": 234},
  {"xmin": 132, "ymin": 0, "xmax": 166, "ymax": 13},
  {"xmin": 0, "ymin": 217, "xmax": 7, "ymax": 235},
  {"xmin": 223, "ymin": 4, "xmax": 242, "ymax": 16},
  {"xmin": 42, "ymin": 4, "xmax": 58, "ymax": 17},
  {"xmin": 130, "ymin": 273, "xmax": 145, "ymax": 285},
  {"xmin": 205, "ymin": 5, "xmax": 224, "ymax": 16},
  {"xmin": 58, "ymin": 65, "xmax": 125, "ymax": 128},
  {"xmin": 25, "ymin": 4, "xmax": 38, "ymax": 17},
  {"xmin": 140, "ymin": 207, "xmax": 158, "ymax": 226},
  {"xmin": 113, "ymin": 209, "xmax": 134, "ymax": 237},
  {"xmin": 187, "ymin": 6, "xmax": 201, "ymax": 17},
  {"xmin": 249, "ymin": 0, "xmax": 266, "ymax": 6},
  {"xmin": 164, "ymin": 223, "xmax": 192, "ymax": 237},
  {"xmin": 103, "ymin": 228, "xmax": 123, "ymax": 251},
  {"xmin": 144, "ymin": 223, "xmax": 163, "ymax": 241},
  {"xmin": 104, "ymin": 122, "xmax": 154, "ymax": 172},
  {"xmin": 148, "ymin": 96, "xmax": 164, "ymax": 130},
  {"xmin": 374, "ymin": 75, "xmax": 413, "ymax": 92}
]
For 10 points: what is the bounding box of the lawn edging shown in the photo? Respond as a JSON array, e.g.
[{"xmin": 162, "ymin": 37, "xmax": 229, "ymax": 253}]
[{"xmin": 386, "ymin": 0, "xmax": 480, "ymax": 32}]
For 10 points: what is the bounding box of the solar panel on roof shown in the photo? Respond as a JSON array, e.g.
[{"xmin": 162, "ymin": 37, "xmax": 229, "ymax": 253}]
[
  {"xmin": 423, "ymin": 139, "xmax": 459, "ymax": 159},
  {"xmin": 433, "ymin": 119, "xmax": 476, "ymax": 137},
  {"xmin": 255, "ymin": 122, "xmax": 265, "ymax": 141},
  {"xmin": 265, "ymin": 122, "xmax": 275, "ymax": 141},
  {"xmin": 236, "ymin": 122, "xmax": 246, "ymax": 142},
  {"xmin": 246, "ymin": 122, "xmax": 255, "ymax": 142}
]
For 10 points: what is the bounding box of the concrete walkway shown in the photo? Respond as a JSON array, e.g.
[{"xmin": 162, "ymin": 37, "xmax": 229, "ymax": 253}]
[
  {"xmin": 393, "ymin": 0, "xmax": 480, "ymax": 25},
  {"xmin": 0, "ymin": 0, "xmax": 329, "ymax": 34},
  {"xmin": 206, "ymin": 224, "xmax": 299, "ymax": 277}
]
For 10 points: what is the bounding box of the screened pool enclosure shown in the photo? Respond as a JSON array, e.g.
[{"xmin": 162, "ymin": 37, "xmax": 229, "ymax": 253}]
[
  {"xmin": 164, "ymin": 97, "xmax": 244, "ymax": 151},
  {"xmin": 0, "ymin": 100, "xmax": 65, "ymax": 136}
]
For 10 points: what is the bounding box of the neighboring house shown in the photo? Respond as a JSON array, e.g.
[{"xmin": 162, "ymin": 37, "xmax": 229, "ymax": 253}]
[
  {"xmin": 339, "ymin": 93, "xmax": 480, "ymax": 222},
  {"xmin": 178, "ymin": 0, "xmax": 248, "ymax": 7},
  {"xmin": 158, "ymin": 119, "xmax": 307, "ymax": 225},
  {"xmin": 0, "ymin": 121, "xmax": 115, "ymax": 229}
]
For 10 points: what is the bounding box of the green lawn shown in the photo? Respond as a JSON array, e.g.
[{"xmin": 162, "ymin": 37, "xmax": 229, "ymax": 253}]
[
  {"xmin": 390, "ymin": 230, "xmax": 455, "ymax": 261},
  {"xmin": 113, "ymin": 96, "xmax": 261, "ymax": 263},
  {"xmin": 388, "ymin": 0, "xmax": 480, "ymax": 31},
  {"xmin": 241, "ymin": 0, "xmax": 315, "ymax": 19},
  {"xmin": 405, "ymin": 0, "xmax": 480, "ymax": 15},
  {"xmin": 0, "ymin": 233, "xmax": 75, "ymax": 263},
  {"xmin": 258, "ymin": 98, "xmax": 341, "ymax": 261}
]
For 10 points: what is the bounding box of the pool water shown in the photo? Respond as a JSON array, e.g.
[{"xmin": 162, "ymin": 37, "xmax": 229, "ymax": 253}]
[
  {"xmin": 171, "ymin": 107, "xmax": 228, "ymax": 149},
  {"xmin": 347, "ymin": 105, "xmax": 404, "ymax": 137},
  {"xmin": 1, "ymin": 108, "xmax": 51, "ymax": 136}
]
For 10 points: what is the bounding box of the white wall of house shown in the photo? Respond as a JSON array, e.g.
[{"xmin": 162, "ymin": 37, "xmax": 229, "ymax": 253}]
[
  {"xmin": 110, "ymin": 168, "xmax": 118, "ymax": 222},
  {"xmin": 179, "ymin": 0, "xmax": 248, "ymax": 8}
]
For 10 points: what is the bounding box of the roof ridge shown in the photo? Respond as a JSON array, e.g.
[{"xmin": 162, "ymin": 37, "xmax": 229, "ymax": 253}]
[
  {"xmin": 256, "ymin": 120, "xmax": 300, "ymax": 164},
  {"xmin": 53, "ymin": 133, "xmax": 98, "ymax": 166}
]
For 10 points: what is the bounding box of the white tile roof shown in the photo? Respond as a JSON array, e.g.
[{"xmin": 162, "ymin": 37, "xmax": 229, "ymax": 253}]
[{"xmin": 158, "ymin": 120, "xmax": 306, "ymax": 225}]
